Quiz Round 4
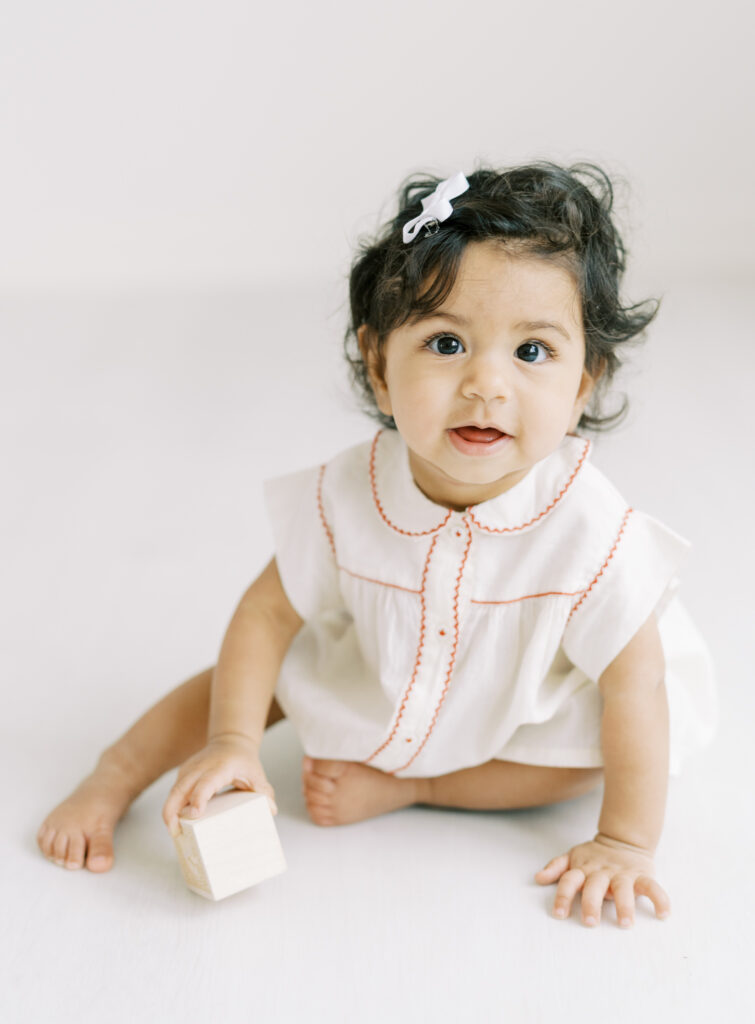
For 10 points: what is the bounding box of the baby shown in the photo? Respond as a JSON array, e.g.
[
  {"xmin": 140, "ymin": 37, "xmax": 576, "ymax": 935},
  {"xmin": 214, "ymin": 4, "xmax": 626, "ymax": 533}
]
[{"xmin": 38, "ymin": 163, "xmax": 716, "ymax": 928}]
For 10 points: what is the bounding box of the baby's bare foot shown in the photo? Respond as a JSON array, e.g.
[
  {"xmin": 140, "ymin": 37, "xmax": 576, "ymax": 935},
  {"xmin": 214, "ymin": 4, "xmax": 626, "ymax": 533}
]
[
  {"xmin": 301, "ymin": 757, "xmax": 427, "ymax": 826},
  {"xmin": 37, "ymin": 758, "xmax": 137, "ymax": 872}
]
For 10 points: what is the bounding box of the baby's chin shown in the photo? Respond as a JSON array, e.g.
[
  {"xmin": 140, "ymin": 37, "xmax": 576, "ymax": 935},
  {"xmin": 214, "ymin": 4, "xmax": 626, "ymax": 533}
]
[
  {"xmin": 409, "ymin": 452, "xmax": 536, "ymax": 510},
  {"xmin": 451, "ymin": 467, "xmax": 533, "ymax": 506}
]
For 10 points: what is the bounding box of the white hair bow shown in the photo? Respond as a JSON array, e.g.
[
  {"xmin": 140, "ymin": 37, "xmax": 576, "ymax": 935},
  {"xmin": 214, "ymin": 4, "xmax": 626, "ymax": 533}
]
[{"xmin": 402, "ymin": 172, "xmax": 470, "ymax": 244}]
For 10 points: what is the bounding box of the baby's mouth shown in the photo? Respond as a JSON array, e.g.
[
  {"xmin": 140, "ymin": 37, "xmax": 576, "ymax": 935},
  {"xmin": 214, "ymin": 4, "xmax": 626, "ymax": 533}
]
[
  {"xmin": 447, "ymin": 425, "xmax": 512, "ymax": 456},
  {"xmin": 452, "ymin": 425, "xmax": 507, "ymax": 443}
]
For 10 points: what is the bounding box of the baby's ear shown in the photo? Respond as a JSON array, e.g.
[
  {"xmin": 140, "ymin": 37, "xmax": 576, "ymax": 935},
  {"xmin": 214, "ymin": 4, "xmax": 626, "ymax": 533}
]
[
  {"xmin": 357, "ymin": 325, "xmax": 392, "ymax": 417},
  {"xmin": 569, "ymin": 364, "xmax": 600, "ymax": 431}
]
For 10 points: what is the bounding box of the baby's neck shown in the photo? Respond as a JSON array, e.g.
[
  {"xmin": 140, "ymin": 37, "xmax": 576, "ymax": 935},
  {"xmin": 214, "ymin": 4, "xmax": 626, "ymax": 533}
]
[{"xmin": 410, "ymin": 465, "xmax": 533, "ymax": 512}]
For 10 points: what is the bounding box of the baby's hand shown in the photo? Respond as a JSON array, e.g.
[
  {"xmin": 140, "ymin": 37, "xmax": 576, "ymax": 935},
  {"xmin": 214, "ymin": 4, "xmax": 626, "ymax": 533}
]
[
  {"xmin": 162, "ymin": 734, "xmax": 277, "ymax": 838},
  {"xmin": 534, "ymin": 834, "xmax": 671, "ymax": 928}
]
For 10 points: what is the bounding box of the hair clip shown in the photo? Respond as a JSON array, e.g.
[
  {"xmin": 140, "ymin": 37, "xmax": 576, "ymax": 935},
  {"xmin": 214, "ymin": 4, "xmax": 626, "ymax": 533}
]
[{"xmin": 402, "ymin": 172, "xmax": 469, "ymax": 244}]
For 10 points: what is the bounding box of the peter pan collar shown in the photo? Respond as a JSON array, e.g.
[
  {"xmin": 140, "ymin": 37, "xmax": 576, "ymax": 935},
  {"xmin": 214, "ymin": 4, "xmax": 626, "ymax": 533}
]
[{"xmin": 368, "ymin": 429, "xmax": 591, "ymax": 537}]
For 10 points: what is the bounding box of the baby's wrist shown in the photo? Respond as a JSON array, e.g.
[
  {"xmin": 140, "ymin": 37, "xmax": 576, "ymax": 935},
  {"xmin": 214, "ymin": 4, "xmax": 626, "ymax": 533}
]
[
  {"xmin": 594, "ymin": 831, "xmax": 655, "ymax": 857},
  {"xmin": 209, "ymin": 730, "xmax": 261, "ymax": 750}
]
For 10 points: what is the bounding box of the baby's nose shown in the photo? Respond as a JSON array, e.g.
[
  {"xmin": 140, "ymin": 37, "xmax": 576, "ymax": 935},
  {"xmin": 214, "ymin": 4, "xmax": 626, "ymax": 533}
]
[{"xmin": 461, "ymin": 354, "xmax": 510, "ymax": 403}]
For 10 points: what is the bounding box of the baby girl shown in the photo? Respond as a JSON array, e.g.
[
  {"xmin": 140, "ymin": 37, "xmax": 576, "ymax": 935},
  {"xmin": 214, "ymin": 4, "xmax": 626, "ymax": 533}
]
[{"xmin": 38, "ymin": 162, "xmax": 716, "ymax": 928}]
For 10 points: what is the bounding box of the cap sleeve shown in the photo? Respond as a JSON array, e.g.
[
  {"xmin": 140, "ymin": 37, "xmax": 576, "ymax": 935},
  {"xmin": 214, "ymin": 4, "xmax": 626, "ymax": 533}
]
[
  {"xmin": 263, "ymin": 465, "xmax": 342, "ymax": 621},
  {"xmin": 562, "ymin": 509, "xmax": 690, "ymax": 682}
]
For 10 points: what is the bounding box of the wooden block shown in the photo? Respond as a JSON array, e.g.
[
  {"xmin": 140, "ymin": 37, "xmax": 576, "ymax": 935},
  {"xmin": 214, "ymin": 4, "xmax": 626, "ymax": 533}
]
[{"xmin": 173, "ymin": 789, "xmax": 286, "ymax": 900}]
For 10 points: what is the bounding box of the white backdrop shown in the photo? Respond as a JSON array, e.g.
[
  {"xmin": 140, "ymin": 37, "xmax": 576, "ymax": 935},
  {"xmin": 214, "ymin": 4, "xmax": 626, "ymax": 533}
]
[
  {"xmin": 0, "ymin": 0, "xmax": 753, "ymax": 294},
  {"xmin": 3, "ymin": 4, "xmax": 754, "ymax": 1023}
]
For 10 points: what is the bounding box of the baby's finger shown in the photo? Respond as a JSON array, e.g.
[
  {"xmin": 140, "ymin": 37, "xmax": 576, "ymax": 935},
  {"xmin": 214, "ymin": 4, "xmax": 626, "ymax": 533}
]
[
  {"xmin": 581, "ymin": 871, "xmax": 611, "ymax": 927},
  {"xmin": 610, "ymin": 875, "xmax": 636, "ymax": 928},
  {"xmin": 239, "ymin": 775, "xmax": 278, "ymax": 816},
  {"xmin": 162, "ymin": 768, "xmax": 205, "ymax": 834},
  {"xmin": 635, "ymin": 875, "xmax": 671, "ymax": 920},
  {"xmin": 226, "ymin": 772, "xmax": 278, "ymax": 816},
  {"xmin": 534, "ymin": 853, "xmax": 569, "ymax": 885},
  {"xmin": 553, "ymin": 868, "xmax": 585, "ymax": 920},
  {"xmin": 180, "ymin": 771, "xmax": 230, "ymax": 822}
]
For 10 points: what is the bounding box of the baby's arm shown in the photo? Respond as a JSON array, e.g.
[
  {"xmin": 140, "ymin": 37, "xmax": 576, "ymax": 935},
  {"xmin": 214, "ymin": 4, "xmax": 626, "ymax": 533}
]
[
  {"xmin": 162, "ymin": 557, "xmax": 303, "ymax": 835},
  {"xmin": 595, "ymin": 612, "xmax": 669, "ymax": 852},
  {"xmin": 535, "ymin": 613, "xmax": 672, "ymax": 927}
]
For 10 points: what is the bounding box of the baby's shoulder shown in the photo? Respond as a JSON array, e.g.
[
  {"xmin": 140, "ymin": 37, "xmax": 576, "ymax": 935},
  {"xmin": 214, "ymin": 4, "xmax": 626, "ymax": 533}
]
[
  {"xmin": 265, "ymin": 437, "xmax": 372, "ymax": 492},
  {"xmin": 317, "ymin": 437, "xmax": 378, "ymax": 526},
  {"xmin": 551, "ymin": 455, "xmax": 686, "ymax": 577},
  {"xmin": 568, "ymin": 458, "xmax": 629, "ymax": 519},
  {"xmin": 537, "ymin": 456, "xmax": 635, "ymax": 569},
  {"xmin": 322, "ymin": 436, "xmax": 374, "ymax": 479}
]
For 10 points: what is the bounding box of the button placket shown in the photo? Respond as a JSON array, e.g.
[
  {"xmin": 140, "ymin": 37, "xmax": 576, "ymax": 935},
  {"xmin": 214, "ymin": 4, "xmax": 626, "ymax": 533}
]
[
  {"xmin": 399, "ymin": 517, "xmax": 473, "ymax": 769},
  {"xmin": 366, "ymin": 518, "xmax": 474, "ymax": 774}
]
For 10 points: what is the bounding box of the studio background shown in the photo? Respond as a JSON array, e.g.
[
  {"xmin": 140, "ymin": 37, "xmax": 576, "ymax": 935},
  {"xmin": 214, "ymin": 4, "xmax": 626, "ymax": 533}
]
[{"xmin": 2, "ymin": 2, "xmax": 752, "ymax": 1022}]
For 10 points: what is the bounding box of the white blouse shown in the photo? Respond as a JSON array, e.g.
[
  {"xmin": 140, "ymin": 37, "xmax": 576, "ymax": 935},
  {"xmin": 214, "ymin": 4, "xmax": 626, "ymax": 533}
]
[{"xmin": 264, "ymin": 430, "xmax": 717, "ymax": 778}]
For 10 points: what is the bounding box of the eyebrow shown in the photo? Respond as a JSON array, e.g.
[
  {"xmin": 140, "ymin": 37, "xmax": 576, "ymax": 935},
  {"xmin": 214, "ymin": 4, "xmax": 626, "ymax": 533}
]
[
  {"xmin": 410, "ymin": 310, "xmax": 572, "ymax": 341},
  {"xmin": 408, "ymin": 309, "xmax": 469, "ymax": 327},
  {"xmin": 515, "ymin": 319, "xmax": 572, "ymax": 341}
]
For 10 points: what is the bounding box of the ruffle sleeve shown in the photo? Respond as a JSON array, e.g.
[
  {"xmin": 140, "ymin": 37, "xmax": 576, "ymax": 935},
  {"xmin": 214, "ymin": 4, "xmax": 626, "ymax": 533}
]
[
  {"xmin": 561, "ymin": 509, "xmax": 690, "ymax": 682},
  {"xmin": 263, "ymin": 465, "xmax": 343, "ymax": 622}
]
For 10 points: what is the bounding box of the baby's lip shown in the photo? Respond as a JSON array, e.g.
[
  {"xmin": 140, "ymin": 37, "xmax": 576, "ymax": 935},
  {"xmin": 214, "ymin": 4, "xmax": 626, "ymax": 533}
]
[
  {"xmin": 448, "ymin": 424, "xmax": 513, "ymax": 455},
  {"xmin": 451, "ymin": 424, "xmax": 510, "ymax": 438}
]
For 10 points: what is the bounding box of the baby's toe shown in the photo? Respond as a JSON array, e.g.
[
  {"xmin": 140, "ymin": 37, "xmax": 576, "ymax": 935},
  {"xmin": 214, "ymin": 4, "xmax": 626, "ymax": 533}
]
[
  {"xmin": 37, "ymin": 824, "xmax": 56, "ymax": 858},
  {"xmin": 305, "ymin": 790, "xmax": 332, "ymax": 810},
  {"xmin": 309, "ymin": 759, "xmax": 349, "ymax": 781},
  {"xmin": 85, "ymin": 828, "xmax": 115, "ymax": 872},
  {"xmin": 306, "ymin": 800, "xmax": 335, "ymax": 827},
  {"xmin": 303, "ymin": 779, "xmax": 335, "ymax": 826},
  {"xmin": 305, "ymin": 773, "xmax": 336, "ymax": 796},
  {"xmin": 52, "ymin": 830, "xmax": 70, "ymax": 866},
  {"xmin": 64, "ymin": 832, "xmax": 87, "ymax": 870}
]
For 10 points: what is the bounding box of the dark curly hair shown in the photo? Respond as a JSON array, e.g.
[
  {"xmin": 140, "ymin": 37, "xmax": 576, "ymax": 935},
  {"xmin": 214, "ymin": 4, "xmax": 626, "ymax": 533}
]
[{"xmin": 345, "ymin": 162, "xmax": 659, "ymax": 431}]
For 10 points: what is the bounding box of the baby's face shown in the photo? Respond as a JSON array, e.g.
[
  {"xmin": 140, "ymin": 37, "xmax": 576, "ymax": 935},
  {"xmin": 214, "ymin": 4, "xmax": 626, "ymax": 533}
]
[{"xmin": 368, "ymin": 240, "xmax": 594, "ymax": 510}]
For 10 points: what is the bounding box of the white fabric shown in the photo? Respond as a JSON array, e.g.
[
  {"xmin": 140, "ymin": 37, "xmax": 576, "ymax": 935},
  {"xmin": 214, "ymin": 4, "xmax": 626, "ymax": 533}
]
[{"xmin": 264, "ymin": 430, "xmax": 717, "ymax": 778}]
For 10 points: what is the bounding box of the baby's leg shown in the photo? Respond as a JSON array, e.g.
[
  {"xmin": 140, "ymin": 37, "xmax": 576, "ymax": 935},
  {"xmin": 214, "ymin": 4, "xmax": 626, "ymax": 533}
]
[
  {"xmin": 422, "ymin": 759, "xmax": 603, "ymax": 810},
  {"xmin": 37, "ymin": 667, "xmax": 284, "ymax": 872},
  {"xmin": 302, "ymin": 757, "xmax": 602, "ymax": 826}
]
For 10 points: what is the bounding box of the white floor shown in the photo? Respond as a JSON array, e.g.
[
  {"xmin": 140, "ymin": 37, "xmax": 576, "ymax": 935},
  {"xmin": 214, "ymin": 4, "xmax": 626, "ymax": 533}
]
[{"xmin": 2, "ymin": 282, "xmax": 753, "ymax": 1023}]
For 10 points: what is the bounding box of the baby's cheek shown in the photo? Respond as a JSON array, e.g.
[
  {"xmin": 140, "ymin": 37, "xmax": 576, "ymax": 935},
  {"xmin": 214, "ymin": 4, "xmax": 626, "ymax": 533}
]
[
  {"xmin": 569, "ymin": 394, "xmax": 590, "ymax": 431},
  {"xmin": 540, "ymin": 402, "xmax": 579, "ymax": 445}
]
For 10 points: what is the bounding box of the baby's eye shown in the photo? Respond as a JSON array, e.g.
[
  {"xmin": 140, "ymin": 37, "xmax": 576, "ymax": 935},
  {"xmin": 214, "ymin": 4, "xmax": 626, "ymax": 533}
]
[
  {"xmin": 516, "ymin": 341, "xmax": 551, "ymax": 364},
  {"xmin": 426, "ymin": 334, "xmax": 464, "ymax": 356}
]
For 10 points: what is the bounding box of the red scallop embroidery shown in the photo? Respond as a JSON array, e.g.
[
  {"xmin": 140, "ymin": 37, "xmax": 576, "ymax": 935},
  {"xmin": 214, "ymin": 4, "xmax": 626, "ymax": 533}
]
[
  {"xmin": 394, "ymin": 518, "xmax": 474, "ymax": 773},
  {"xmin": 369, "ymin": 430, "xmax": 452, "ymax": 537},
  {"xmin": 316, "ymin": 463, "xmax": 336, "ymax": 559},
  {"xmin": 337, "ymin": 565, "xmax": 421, "ymax": 595},
  {"xmin": 567, "ymin": 506, "xmax": 633, "ymax": 623},
  {"xmin": 320, "ymin": 461, "xmax": 422, "ymax": 593},
  {"xmin": 471, "ymin": 589, "xmax": 584, "ymax": 605},
  {"xmin": 467, "ymin": 438, "xmax": 590, "ymax": 535},
  {"xmin": 362, "ymin": 534, "xmax": 439, "ymax": 765}
]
